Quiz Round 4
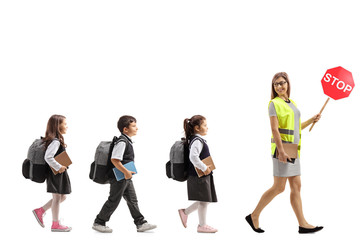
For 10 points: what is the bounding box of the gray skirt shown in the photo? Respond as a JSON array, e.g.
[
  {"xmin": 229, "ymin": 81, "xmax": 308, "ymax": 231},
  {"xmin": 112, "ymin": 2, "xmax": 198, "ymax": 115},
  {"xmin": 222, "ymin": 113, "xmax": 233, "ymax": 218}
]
[
  {"xmin": 187, "ymin": 174, "xmax": 217, "ymax": 202},
  {"xmin": 272, "ymin": 157, "xmax": 301, "ymax": 177}
]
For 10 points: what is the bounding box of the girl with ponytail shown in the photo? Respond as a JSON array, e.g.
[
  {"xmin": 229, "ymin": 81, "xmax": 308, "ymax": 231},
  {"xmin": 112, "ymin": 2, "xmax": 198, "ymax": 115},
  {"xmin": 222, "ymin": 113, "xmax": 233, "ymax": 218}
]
[{"xmin": 178, "ymin": 115, "xmax": 218, "ymax": 233}]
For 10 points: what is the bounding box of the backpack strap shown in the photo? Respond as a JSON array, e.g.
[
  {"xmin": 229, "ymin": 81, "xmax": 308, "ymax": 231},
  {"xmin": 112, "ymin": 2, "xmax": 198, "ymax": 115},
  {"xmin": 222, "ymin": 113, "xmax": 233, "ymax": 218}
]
[
  {"xmin": 189, "ymin": 136, "xmax": 205, "ymax": 149},
  {"xmin": 108, "ymin": 136, "xmax": 128, "ymax": 160},
  {"xmin": 107, "ymin": 136, "xmax": 121, "ymax": 161},
  {"xmin": 114, "ymin": 135, "xmax": 128, "ymax": 146},
  {"xmin": 114, "ymin": 138, "xmax": 126, "ymax": 145}
]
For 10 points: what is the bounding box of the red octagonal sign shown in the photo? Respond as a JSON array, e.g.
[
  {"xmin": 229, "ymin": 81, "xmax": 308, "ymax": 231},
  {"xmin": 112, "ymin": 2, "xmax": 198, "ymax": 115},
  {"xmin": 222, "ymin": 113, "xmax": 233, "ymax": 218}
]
[{"xmin": 321, "ymin": 66, "xmax": 354, "ymax": 100}]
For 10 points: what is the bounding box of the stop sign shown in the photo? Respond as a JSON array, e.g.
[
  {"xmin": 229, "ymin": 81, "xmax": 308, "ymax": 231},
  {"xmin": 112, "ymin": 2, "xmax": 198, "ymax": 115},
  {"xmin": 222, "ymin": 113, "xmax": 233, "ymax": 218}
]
[{"xmin": 321, "ymin": 66, "xmax": 354, "ymax": 100}]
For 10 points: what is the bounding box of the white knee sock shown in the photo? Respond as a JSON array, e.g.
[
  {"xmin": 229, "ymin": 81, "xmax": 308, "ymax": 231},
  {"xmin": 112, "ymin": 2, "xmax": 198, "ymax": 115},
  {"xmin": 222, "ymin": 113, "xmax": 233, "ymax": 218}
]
[
  {"xmin": 198, "ymin": 202, "xmax": 209, "ymax": 226},
  {"xmin": 184, "ymin": 202, "xmax": 199, "ymax": 215},
  {"xmin": 184, "ymin": 201, "xmax": 209, "ymax": 226},
  {"xmin": 42, "ymin": 195, "xmax": 66, "ymax": 212},
  {"xmin": 51, "ymin": 194, "xmax": 62, "ymax": 221}
]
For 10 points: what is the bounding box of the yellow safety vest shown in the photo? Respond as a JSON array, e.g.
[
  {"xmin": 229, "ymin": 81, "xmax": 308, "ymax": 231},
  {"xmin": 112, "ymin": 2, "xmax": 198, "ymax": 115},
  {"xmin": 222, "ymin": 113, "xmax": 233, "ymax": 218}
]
[{"xmin": 269, "ymin": 97, "xmax": 301, "ymax": 158}]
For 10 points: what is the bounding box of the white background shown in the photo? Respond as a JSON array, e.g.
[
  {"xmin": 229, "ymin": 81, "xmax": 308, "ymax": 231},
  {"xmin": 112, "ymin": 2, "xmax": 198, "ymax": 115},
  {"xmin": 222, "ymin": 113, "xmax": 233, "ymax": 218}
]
[{"xmin": 1, "ymin": 1, "xmax": 359, "ymax": 240}]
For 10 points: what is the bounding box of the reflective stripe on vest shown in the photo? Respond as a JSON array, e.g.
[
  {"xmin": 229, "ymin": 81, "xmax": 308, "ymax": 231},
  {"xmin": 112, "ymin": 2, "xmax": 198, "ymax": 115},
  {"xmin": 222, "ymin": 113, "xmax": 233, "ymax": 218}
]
[{"xmin": 269, "ymin": 97, "xmax": 301, "ymax": 157}]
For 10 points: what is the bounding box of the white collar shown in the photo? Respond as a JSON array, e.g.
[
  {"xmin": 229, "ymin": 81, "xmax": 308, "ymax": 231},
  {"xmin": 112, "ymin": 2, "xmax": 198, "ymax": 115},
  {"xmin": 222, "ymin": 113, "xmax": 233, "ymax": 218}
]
[{"xmin": 122, "ymin": 133, "xmax": 133, "ymax": 142}]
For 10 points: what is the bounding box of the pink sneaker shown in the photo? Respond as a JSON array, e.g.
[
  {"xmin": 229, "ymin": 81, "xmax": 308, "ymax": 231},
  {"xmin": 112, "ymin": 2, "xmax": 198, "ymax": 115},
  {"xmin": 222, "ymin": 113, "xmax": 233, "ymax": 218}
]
[
  {"xmin": 197, "ymin": 224, "xmax": 218, "ymax": 233},
  {"xmin": 178, "ymin": 209, "xmax": 188, "ymax": 228},
  {"xmin": 51, "ymin": 221, "xmax": 72, "ymax": 232},
  {"xmin": 32, "ymin": 207, "xmax": 45, "ymax": 228}
]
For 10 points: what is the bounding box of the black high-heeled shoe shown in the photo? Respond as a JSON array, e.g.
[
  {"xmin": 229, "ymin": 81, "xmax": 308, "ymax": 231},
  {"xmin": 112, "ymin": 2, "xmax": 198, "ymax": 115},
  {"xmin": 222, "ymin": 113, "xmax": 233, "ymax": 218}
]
[
  {"xmin": 298, "ymin": 226, "xmax": 324, "ymax": 234},
  {"xmin": 245, "ymin": 214, "xmax": 265, "ymax": 233}
]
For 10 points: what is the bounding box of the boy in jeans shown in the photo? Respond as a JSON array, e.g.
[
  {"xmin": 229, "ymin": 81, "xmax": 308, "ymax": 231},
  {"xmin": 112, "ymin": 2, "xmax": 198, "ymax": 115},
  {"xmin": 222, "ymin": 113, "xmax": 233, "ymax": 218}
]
[{"xmin": 92, "ymin": 115, "xmax": 157, "ymax": 233}]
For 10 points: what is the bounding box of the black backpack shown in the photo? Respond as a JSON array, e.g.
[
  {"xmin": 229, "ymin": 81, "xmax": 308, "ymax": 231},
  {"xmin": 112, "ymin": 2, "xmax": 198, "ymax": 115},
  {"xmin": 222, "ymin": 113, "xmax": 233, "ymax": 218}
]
[
  {"xmin": 22, "ymin": 138, "xmax": 51, "ymax": 183},
  {"xmin": 89, "ymin": 136, "xmax": 120, "ymax": 184},
  {"xmin": 166, "ymin": 137, "xmax": 202, "ymax": 182}
]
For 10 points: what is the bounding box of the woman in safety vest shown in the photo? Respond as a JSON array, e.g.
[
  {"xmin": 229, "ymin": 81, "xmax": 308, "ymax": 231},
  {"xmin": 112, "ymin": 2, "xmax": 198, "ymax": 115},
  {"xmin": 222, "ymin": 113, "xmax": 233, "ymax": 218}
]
[{"xmin": 245, "ymin": 72, "xmax": 323, "ymax": 234}]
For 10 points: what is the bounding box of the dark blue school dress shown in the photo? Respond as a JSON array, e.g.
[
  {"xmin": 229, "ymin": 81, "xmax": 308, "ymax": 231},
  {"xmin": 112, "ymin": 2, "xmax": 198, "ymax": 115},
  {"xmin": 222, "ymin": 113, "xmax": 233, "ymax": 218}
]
[
  {"xmin": 46, "ymin": 141, "xmax": 72, "ymax": 195},
  {"xmin": 187, "ymin": 135, "xmax": 217, "ymax": 203}
]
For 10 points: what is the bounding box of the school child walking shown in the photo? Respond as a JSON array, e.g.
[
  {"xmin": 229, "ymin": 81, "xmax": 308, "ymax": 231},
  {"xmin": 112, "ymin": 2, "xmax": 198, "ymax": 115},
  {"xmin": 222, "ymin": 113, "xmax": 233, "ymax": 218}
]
[
  {"xmin": 178, "ymin": 115, "xmax": 218, "ymax": 233},
  {"xmin": 32, "ymin": 114, "xmax": 72, "ymax": 232},
  {"xmin": 92, "ymin": 115, "xmax": 157, "ymax": 233}
]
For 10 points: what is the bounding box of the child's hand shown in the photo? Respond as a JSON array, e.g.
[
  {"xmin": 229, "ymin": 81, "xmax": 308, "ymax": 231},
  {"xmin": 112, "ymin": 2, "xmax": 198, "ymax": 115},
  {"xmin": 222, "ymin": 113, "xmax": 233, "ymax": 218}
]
[
  {"xmin": 58, "ymin": 166, "xmax": 67, "ymax": 173},
  {"xmin": 203, "ymin": 167, "xmax": 211, "ymax": 176},
  {"xmin": 125, "ymin": 170, "xmax": 135, "ymax": 180}
]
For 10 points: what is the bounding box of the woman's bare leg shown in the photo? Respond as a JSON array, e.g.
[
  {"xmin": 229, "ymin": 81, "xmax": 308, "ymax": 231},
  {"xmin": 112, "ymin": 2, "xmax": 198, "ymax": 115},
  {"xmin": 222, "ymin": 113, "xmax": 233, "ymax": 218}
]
[
  {"xmin": 288, "ymin": 176, "xmax": 314, "ymax": 228},
  {"xmin": 251, "ymin": 176, "xmax": 287, "ymax": 228}
]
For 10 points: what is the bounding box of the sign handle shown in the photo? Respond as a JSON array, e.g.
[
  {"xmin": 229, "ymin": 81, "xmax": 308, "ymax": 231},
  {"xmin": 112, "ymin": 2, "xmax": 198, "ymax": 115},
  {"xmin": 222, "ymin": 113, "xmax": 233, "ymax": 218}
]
[{"xmin": 309, "ymin": 97, "xmax": 330, "ymax": 132}]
